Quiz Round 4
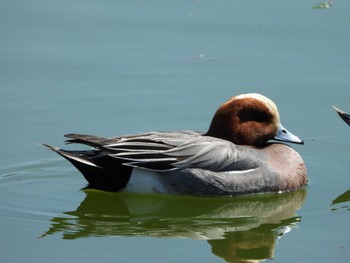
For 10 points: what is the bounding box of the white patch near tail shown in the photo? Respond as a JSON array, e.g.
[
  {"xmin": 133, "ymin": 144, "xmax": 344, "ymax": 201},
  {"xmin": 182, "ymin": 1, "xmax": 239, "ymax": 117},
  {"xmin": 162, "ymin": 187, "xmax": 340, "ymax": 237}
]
[{"xmin": 123, "ymin": 169, "xmax": 174, "ymax": 194}]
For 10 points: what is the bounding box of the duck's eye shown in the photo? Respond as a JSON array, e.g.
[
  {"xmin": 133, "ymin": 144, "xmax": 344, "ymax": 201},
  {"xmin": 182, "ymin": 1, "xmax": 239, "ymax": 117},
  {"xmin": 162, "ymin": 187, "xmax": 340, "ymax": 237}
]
[{"xmin": 238, "ymin": 109, "xmax": 271, "ymax": 123}]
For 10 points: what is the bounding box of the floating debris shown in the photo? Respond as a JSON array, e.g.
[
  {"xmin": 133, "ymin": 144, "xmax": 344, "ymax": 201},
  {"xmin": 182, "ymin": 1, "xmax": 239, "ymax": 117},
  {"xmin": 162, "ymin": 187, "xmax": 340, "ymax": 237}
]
[
  {"xmin": 183, "ymin": 53, "xmax": 217, "ymax": 63},
  {"xmin": 312, "ymin": 1, "xmax": 334, "ymax": 9}
]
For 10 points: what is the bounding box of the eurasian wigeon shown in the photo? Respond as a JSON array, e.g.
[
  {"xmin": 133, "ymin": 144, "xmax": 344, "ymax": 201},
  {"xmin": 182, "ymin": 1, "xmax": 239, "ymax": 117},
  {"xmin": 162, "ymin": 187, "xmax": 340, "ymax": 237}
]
[{"xmin": 41, "ymin": 93, "xmax": 307, "ymax": 196}]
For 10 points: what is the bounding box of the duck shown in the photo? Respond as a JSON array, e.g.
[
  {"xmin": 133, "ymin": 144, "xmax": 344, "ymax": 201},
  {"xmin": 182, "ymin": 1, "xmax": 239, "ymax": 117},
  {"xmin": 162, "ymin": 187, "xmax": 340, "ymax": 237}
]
[
  {"xmin": 333, "ymin": 106, "xmax": 350, "ymax": 126},
  {"xmin": 41, "ymin": 93, "xmax": 307, "ymax": 196}
]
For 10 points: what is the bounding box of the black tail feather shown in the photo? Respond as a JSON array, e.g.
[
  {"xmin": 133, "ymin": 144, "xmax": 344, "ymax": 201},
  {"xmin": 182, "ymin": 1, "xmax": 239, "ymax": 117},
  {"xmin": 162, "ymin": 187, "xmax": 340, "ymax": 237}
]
[
  {"xmin": 333, "ymin": 106, "xmax": 350, "ymax": 126},
  {"xmin": 39, "ymin": 143, "xmax": 132, "ymax": 192}
]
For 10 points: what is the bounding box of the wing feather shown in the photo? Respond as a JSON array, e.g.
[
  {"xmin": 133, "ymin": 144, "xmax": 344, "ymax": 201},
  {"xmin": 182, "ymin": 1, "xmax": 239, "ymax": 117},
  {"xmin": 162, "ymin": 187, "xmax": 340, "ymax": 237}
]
[{"xmin": 60, "ymin": 131, "xmax": 242, "ymax": 173}]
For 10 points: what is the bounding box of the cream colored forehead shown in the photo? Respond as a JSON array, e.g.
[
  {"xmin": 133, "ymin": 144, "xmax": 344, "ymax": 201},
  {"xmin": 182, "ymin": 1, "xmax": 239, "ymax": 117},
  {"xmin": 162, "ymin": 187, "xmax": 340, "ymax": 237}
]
[{"xmin": 234, "ymin": 93, "xmax": 280, "ymax": 121}]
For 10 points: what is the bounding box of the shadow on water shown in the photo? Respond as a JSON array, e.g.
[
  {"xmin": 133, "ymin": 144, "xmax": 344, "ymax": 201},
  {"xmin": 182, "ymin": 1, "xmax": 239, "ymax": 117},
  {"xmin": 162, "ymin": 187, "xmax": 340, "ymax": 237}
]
[{"xmin": 42, "ymin": 188, "xmax": 307, "ymax": 262}]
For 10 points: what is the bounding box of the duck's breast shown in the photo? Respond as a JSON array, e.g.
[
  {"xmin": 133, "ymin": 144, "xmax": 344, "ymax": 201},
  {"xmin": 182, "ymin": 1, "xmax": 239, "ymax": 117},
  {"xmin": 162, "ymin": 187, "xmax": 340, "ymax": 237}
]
[{"xmin": 261, "ymin": 143, "xmax": 307, "ymax": 191}]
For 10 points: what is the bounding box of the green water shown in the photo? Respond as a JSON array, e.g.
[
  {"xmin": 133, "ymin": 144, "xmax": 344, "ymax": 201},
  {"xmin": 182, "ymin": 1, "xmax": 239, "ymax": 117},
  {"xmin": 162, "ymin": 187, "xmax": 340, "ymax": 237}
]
[{"xmin": 1, "ymin": 0, "xmax": 350, "ymax": 262}]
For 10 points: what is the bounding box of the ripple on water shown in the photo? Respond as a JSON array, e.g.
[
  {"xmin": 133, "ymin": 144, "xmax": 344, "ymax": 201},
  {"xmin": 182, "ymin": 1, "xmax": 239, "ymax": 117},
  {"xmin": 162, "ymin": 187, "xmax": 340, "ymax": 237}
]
[{"xmin": 0, "ymin": 158, "xmax": 84, "ymax": 227}]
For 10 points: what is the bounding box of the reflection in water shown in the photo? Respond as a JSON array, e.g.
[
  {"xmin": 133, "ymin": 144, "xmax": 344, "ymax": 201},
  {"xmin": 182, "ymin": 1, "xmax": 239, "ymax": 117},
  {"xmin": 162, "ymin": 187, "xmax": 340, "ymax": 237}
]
[
  {"xmin": 43, "ymin": 189, "xmax": 307, "ymax": 262},
  {"xmin": 331, "ymin": 189, "xmax": 350, "ymax": 211}
]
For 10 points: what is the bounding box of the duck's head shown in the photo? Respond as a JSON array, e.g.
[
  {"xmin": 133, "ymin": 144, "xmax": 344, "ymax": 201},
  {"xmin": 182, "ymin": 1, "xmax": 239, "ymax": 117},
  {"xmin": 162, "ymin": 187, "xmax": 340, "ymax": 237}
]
[{"xmin": 206, "ymin": 93, "xmax": 304, "ymax": 146}]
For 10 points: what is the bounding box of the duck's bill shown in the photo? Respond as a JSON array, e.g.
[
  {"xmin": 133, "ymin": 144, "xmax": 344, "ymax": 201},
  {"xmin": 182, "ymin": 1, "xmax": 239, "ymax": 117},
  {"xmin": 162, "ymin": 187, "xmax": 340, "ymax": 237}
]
[{"xmin": 274, "ymin": 123, "xmax": 304, "ymax": 145}]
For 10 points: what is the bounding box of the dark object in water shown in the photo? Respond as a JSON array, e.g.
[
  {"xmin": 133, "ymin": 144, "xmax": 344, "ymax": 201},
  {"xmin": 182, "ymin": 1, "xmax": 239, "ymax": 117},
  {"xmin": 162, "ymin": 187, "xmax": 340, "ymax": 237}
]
[{"xmin": 333, "ymin": 106, "xmax": 350, "ymax": 126}]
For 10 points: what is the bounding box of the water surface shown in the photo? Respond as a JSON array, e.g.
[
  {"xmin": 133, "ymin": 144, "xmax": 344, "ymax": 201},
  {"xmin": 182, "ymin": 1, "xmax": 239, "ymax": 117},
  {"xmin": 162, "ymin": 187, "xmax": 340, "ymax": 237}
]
[{"xmin": 1, "ymin": 1, "xmax": 350, "ymax": 262}]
